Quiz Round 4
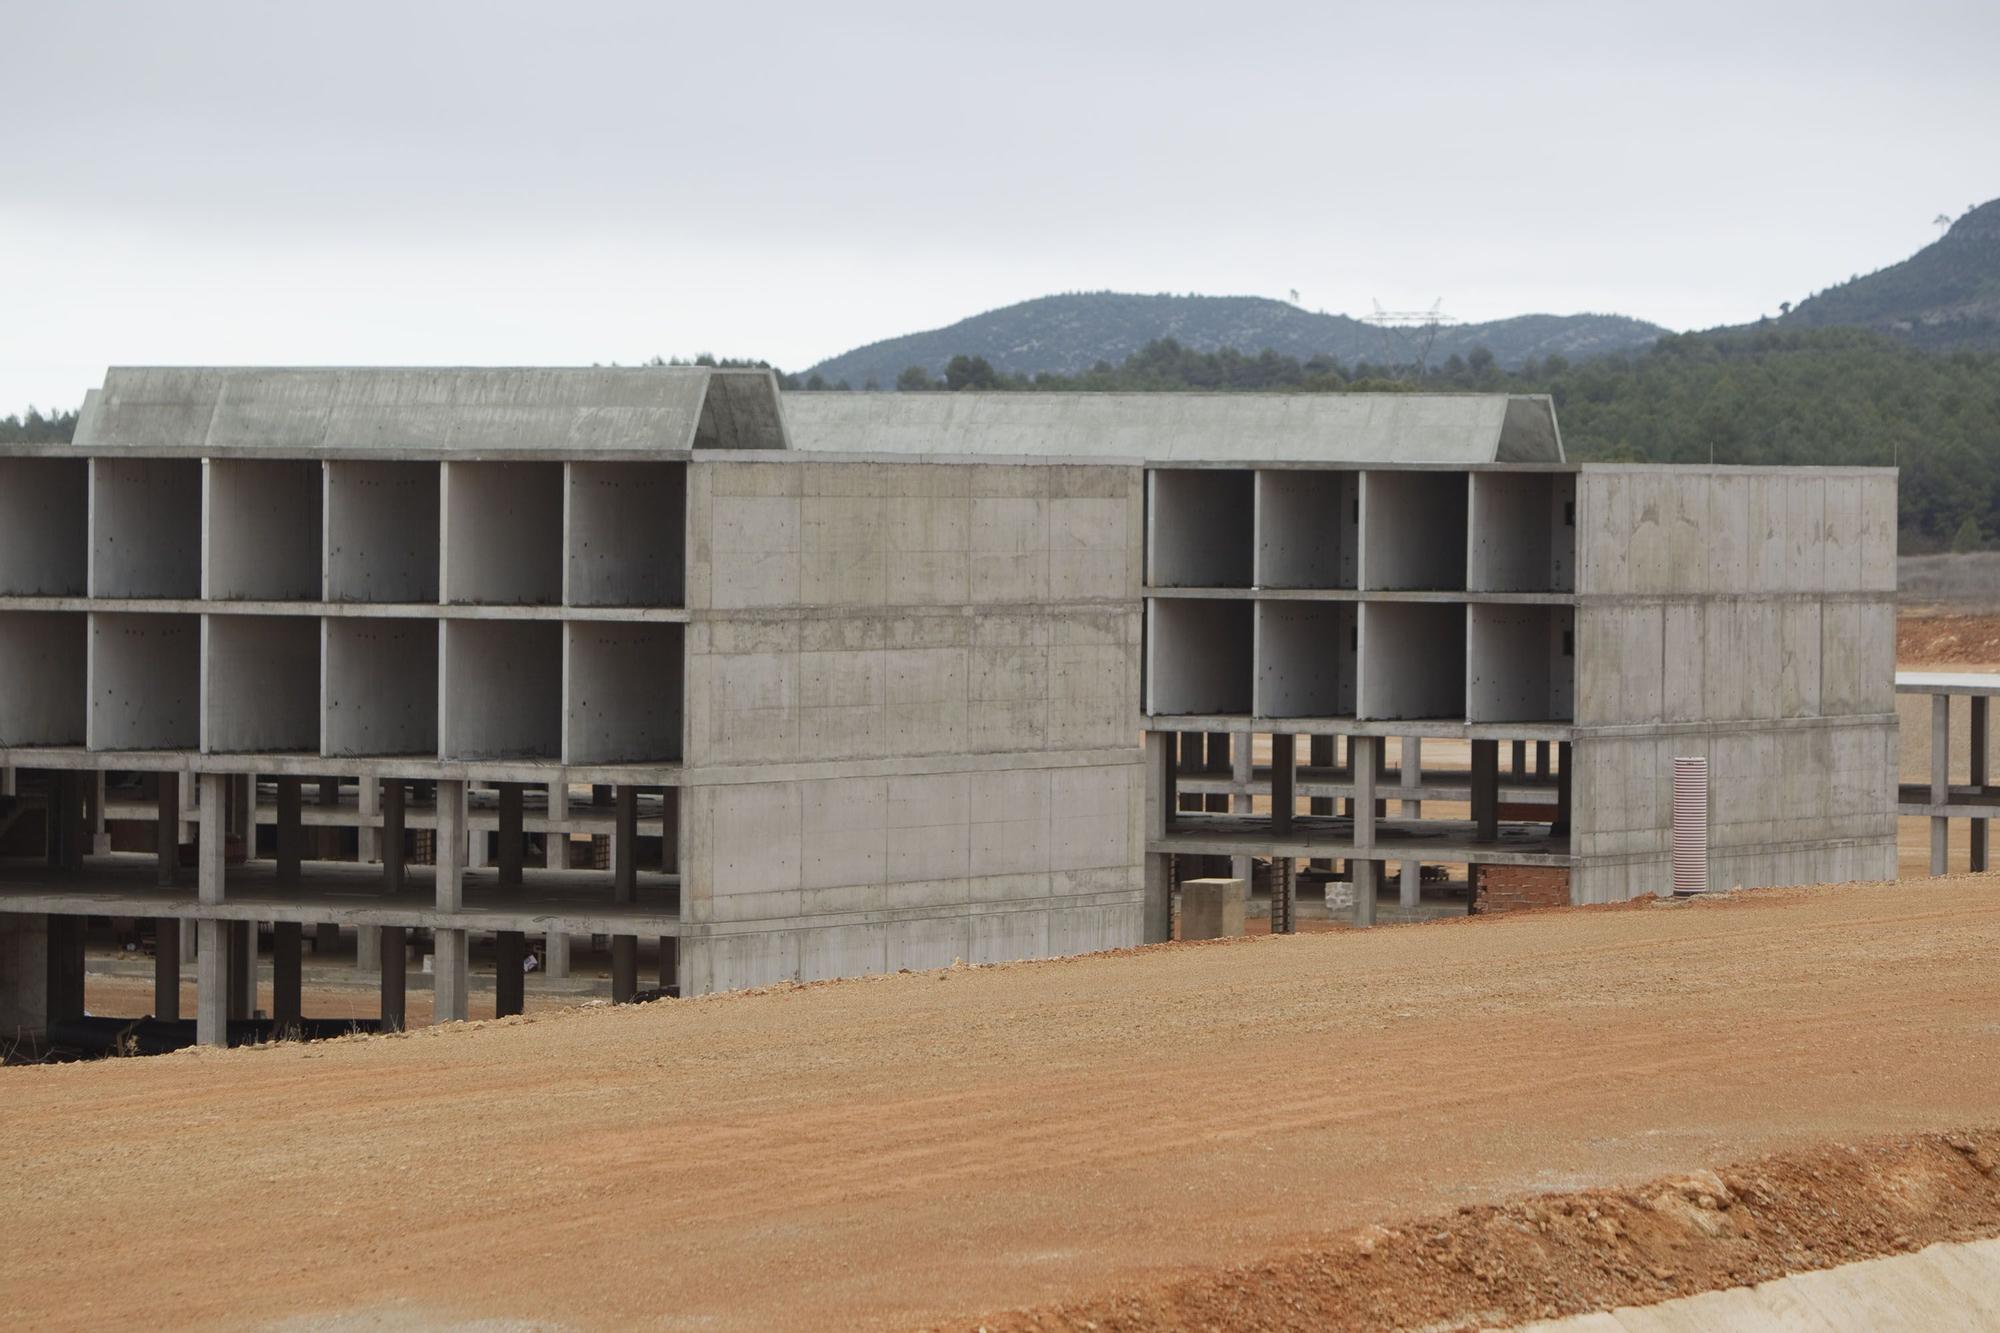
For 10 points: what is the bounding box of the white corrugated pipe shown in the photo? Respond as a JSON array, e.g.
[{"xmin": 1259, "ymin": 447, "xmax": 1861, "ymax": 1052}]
[{"xmin": 1671, "ymin": 756, "xmax": 1710, "ymax": 895}]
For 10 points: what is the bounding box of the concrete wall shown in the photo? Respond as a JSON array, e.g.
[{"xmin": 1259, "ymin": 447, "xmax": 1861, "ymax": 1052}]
[
  {"xmin": 565, "ymin": 461, "xmax": 685, "ymax": 607},
  {"xmin": 681, "ymin": 762, "xmax": 1142, "ymax": 992},
  {"xmin": 1254, "ymin": 600, "xmax": 1355, "ymax": 717},
  {"xmin": 88, "ymin": 612, "xmax": 199, "ymax": 750},
  {"xmin": 440, "ymin": 619, "xmax": 562, "ymax": 760},
  {"xmin": 1146, "ymin": 598, "xmax": 1251, "ymax": 717},
  {"xmin": 1255, "ymin": 469, "xmax": 1356, "ymax": 589},
  {"xmin": 442, "ymin": 462, "xmax": 562, "ymax": 605},
  {"xmin": 204, "ymin": 459, "xmax": 322, "ymax": 600},
  {"xmin": 563, "ymin": 622, "xmax": 683, "ymax": 764},
  {"xmin": 680, "ymin": 455, "xmax": 1145, "ymax": 993},
  {"xmin": 322, "ymin": 618, "xmax": 438, "ymax": 756},
  {"xmin": 1467, "ymin": 604, "xmax": 1573, "ymax": 722},
  {"xmin": 1569, "ymin": 466, "xmax": 1898, "ymax": 903},
  {"xmin": 89, "ymin": 458, "xmax": 201, "ymax": 598},
  {"xmin": 1148, "ymin": 469, "xmax": 1253, "ymax": 588},
  {"xmin": 0, "ymin": 458, "xmax": 86, "ymax": 595},
  {"xmin": 1360, "ymin": 471, "xmax": 1467, "ymax": 591},
  {"xmin": 1469, "ymin": 470, "xmax": 1574, "ymax": 593},
  {"xmin": 202, "ymin": 614, "xmax": 320, "ymax": 753},
  {"xmin": 1357, "ymin": 602, "xmax": 1466, "ymax": 719},
  {"xmin": 0, "ymin": 612, "xmax": 87, "ymax": 746},
  {"xmin": 324, "ymin": 461, "xmax": 439, "ymax": 603}
]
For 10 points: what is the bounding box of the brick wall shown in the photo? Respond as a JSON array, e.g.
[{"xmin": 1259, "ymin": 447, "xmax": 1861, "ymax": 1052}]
[{"xmin": 1472, "ymin": 864, "xmax": 1570, "ymax": 915}]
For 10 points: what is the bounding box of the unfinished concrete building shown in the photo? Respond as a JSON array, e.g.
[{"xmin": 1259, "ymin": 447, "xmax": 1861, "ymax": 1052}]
[{"xmin": 0, "ymin": 370, "xmax": 1898, "ymax": 1048}]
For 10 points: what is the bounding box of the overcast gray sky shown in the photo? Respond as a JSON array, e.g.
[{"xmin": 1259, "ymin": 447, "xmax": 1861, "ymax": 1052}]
[{"xmin": 4, "ymin": 0, "xmax": 1996, "ymax": 413}]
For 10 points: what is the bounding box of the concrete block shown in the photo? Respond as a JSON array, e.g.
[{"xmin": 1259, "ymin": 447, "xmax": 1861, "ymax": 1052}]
[
  {"xmin": 1179, "ymin": 877, "xmax": 1246, "ymax": 939},
  {"xmin": 88, "ymin": 612, "xmax": 199, "ymax": 750},
  {"xmin": 0, "ymin": 458, "xmax": 86, "ymax": 595},
  {"xmin": 322, "ymin": 618, "xmax": 438, "ymax": 756},
  {"xmin": 89, "ymin": 458, "xmax": 201, "ymax": 597},
  {"xmin": 442, "ymin": 461, "xmax": 562, "ymax": 604},
  {"xmin": 202, "ymin": 614, "xmax": 319, "ymax": 753},
  {"xmin": 564, "ymin": 461, "xmax": 685, "ymax": 607},
  {"xmin": 440, "ymin": 620, "xmax": 561, "ymax": 759},
  {"xmin": 970, "ymin": 908, "xmax": 1050, "ymax": 964},
  {"xmin": 324, "ymin": 460, "xmax": 439, "ymax": 602},
  {"xmin": 203, "ymin": 459, "xmax": 322, "ymax": 600},
  {"xmin": 0, "ymin": 612, "xmax": 86, "ymax": 746}
]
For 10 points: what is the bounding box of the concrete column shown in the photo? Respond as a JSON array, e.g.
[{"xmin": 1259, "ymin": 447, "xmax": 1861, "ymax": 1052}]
[
  {"xmin": 272, "ymin": 921, "xmax": 302, "ymax": 1029},
  {"xmin": 0, "ymin": 913, "xmax": 49, "ymax": 1038},
  {"xmin": 659, "ymin": 936, "xmax": 679, "ymax": 995},
  {"xmin": 1511, "ymin": 739, "xmax": 1528, "ymax": 776},
  {"xmin": 1399, "ymin": 736, "xmax": 1421, "ymax": 908},
  {"xmin": 1556, "ymin": 742, "xmax": 1572, "ymax": 834},
  {"xmin": 494, "ymin": 930, "xmax": 525, "ymax": 1018},
  {"xmin": 497, "ymin": 782, "xmax": 524, "ymax": 886},
  {"xmin": 1228, "ymin": 731, "xmax": 1252, "ymax": 889},
  {"xmin": 611, "ymin": 936, "xmax": 638, "ymax": 1003},
  {"xmin": 382, "ymin": 778, "xmax": 406, "ymax": 892},
  {"xmin": 156, "ymin": 771, "xmax": 180, "ymax": 887},
  {"xmin": 379, "ymin": 925, "xmax": 406, "ymax": 1033},
  {"xmin": 433, "ymin": 778, "xmax": 468, "ymax": 1023},
  {"xmin": 1205, "ymin": 733, "xmax": 1231, "ymax": 814},
  {"xmin": 1270, "ymin": 733, "xmax": 1294, "ymax": 835},
  {"xmin": 91, "ymin": 771, "xmax": 110, "ymax": 855},
  {"xmin": 356, "ymin": 923, "xmax": 381, "ymax": 973},
  {"xmin": 47, "ymin": 771, "xmax": 81, "ymax": 873},
  {"xmin": 1536, "ymin": 740, "xmax": 1551, "ymax": 779},
  {"xmin": 0, "ymin": 766, "xmax": 12, "ymax": 797},
  {"xmin": 1142, "ymin": 732, "xmax": 1174, "ymax": 944},
  {"xmin": 545, "ymin": 782, "xmax": 573, "ymax": 979},
  {"xmin": 1472, "ymin": 739, "xmax": 1500, "ymax": 843},
  {"xmin": 230, "ymin": 774, "xmax": 253, "ymax": 857},
  {"xmin": 46, "ymin": 914, "xmax": 85, "ymax": 1023},
  {"xmin": 313, "ymin": 922, "xmax": 339, "ymax": 955},
  {"xmin": 661, "ymin": 787, "xmax": 680, "ymax": 874},
  {"xmin": 153, "ymin": 918, "xmax": 180, "ymax": 1021},
  {"xmin": 228, "ymin": 920, "xmax": 255, "ymax": 1021},
  {"xmin": 358, "ymin": 776, "xmax": 381, "ymax": 864},
  {"xmin": 316, "ymin": 776, "xmax": 341, "ymax": 860},
  {"xmin": 275, "ymin": 777, "xmax": 303, "ymax": 884},
  {"xmin": 1973, "ymin": 696, "xmax": 1989, "ymax": 874},
  {"xmin": 1352, "ymin": 735, "xmax": 1378, "ymax": 928},
  {"xmin": 1933, "ymin": 693, "xmax": 1951, "ymax": 877},
  {"xmin": 198, "ymin": 773, "xmax": 227, "ymax": 906},
  {"xmin": 611, "ymin": 785, "xmax": 639, "ymax": 1003},
  {"xmin": 179, "ymin": 917, "xmax": 196, "ymax": 964},
  {"xmin": 1308, "ymin": 733, "xmax": 1336, "ymax": 871},
  {"xmin": 196, "ymin": 917, "xmax": 228, "ymax": 1047}
]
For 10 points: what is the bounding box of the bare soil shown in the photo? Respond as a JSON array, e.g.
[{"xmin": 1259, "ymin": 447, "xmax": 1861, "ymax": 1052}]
[
  {"xmin": 1899, "ymin": 611, "xmax": 2000, "ymax": 668},
  {"xmin": 6, "ymin": 875, "xmax": 2000, "ymax": 1330}
]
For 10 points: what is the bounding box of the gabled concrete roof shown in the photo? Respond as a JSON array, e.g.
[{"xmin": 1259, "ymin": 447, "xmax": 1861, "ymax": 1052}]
[
  {"xmin": 780, "ymin": 392, "xmax": 1564, "ymax": 464},
  {"xmin": 73, "ymin": 367, "xmax": 787, "ymax": 454}
]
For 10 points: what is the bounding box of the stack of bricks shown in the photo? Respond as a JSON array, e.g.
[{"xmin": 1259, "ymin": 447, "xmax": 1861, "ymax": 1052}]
[{"xmin": 1472, "ymin": 865, "xmax": 1570, "ymax": 915}]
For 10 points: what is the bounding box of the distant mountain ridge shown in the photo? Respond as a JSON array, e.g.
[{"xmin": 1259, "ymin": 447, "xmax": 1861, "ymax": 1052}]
[
  {"xmin": 806, "ymin": 293, "xmax": 1668, "ymax": 387},
  {"xmin": 1775, "ymin": 199, "xmax": 2000, "ymax": 348}
]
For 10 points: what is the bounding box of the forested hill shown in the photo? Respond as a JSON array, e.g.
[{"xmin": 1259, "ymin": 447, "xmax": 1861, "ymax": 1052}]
[
  {"xmin": 865, "ymin": 328, "xmax": 2000, "ymax": 552},
  {"xmin": 806, "ymin": 293, "xmax": 1666, "ymax": 387},
  {"xmin": 1775, "ymin": 199, "xmax": 2000, "ymax": 349},
  {"xmin": 0, "ymin": 407, "xmax": 77, "ymax": 443}
]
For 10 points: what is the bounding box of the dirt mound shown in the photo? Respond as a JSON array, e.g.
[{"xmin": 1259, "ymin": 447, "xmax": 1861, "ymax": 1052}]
[
  {"xmin": 974, "ymin": 1130, "xmax": 2000, "ymax": 1332},
  {"xmin": 1899, "ymin": 611, "xmax": 2000, "ymax": 667}
]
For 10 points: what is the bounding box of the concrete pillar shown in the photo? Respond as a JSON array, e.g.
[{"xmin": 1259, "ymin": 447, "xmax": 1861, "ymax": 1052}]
[
  {"xmin": 659, "ymin": 936, "xmax": 679, "ymax": 995},
  {"xmin": 1933, "ymin": 693, "xmax": 1951, "ymax": 877},
  {"xmin": 228, "ymin": 920, "xmax": 255, "ymax": 1021},
  {"xmin": 0, "ymin": 913, "xmax": 49, "ymax": 1038},
  {"xmin": 611, "ymin": 936, "xmax": 638, "ymax": 1003},
  {"xmin": 1973, "ymin": 696, "xmax": 1989, "ymax": 874},
  {"xmin": 433, "ymin": 779, "xmax": 467, "ymax": 1023},
  {"xmin": 1308, "ymin": 734, "xmax": 1336, "ymax": 871},
  {"xmin": 1398, "ymin": 736, "xmax": 1421, "ymax": 908},
  {"xmin": 356, "ymin": 923, "xmax": 381, "ymax": 972},
  {"xmin": 1352, "ymin": 735, "xmax": 1377, "ymax": 928},
  {"xmin": 196, "ymin": 917, "xmax": 228, "ymax": 1047},
  {"xmin": 1536, "ymin": 740, "xmax": 1551, "ymax": 779},
  {"xmin": 316, "ymin": 776, "xmax": 341, "ymax": 860},
  {"xmin": 382, "ymin": 778, "xmax": 407, "ymax": 891},
  {"xmin": 230, "ymin": 774, "xmax": 253, "ymax": 857},
  {"xmin": 544, "ymin": 930, "xmax": 571, "ymax": 981},
  {"xmin": 661, "ymin": 787, "xmax": 680, "ymax": 874},
  {"xmin": 0, "ymin": 766, "xmax": 12, "ymax": 797},
  {"xmin": 198, "ymin": 773, "xmax": 227, "ymax": 906},
  {"xmin": 1511, "ymin": 739, "xmax": 1528, "ymax": 777},
  {"xmin": 494, "ymin": 930, "xmax": 525, "ymax": 1018},
  {"xmin": 611, "ymin": 785, "xmax": 639, "ymax": 1003},
  {"xmin": 272, "ymin": 921, "xmax": 302, "ymax": 1029},
  {"xmin": 46, "ymin": 914, "xmax": 85, "ymax": 1023},
  {"xmin": 179, "ymin": 916, "xmax": 196, "ymax": 964},
  {"xmin": 1270, "ymin": 733, "xmax": 1294, "ymax": 835},
  {"xmin": 313, "ymin": 922, "xmax": 338, "ymax": 954},
  {"xmin": 379, "ymin": 925, "xmax": 406, "ymax": 1033},
  {"xmin": 47, "ymin": 770, "xmax": 81, "ymax": 873},
  {"xmin": 90, "ymin": 771, "xmax": 111, "ymax": 855},
  {"xmin": 1471, "ymin": 739, "xmax": 1500, "ymax": 843},
  {"xmin": 1142, "ymin": 732, "xmax": 1174, "ymax": 944},
  {"xmin": 156, "ymin": 771, "xmax": 180, "ymax": 887},
  {"xmin": 275, "ymin": 776, "xmax": 303, "ymax": 885},
  {"xmin": 1555, "ymin": 742, "xmax": 1572, "ymax": 833},
  {"xmin": 1228, "ymin": 731, "xmax": 1252, "ymax": 889},
  {"xmin": 1205, "ymin": 733, "xmax": 1231, "ymax": 814},
  {"xmin": 497, "ymin": 782, "xmax": 524, "ymax": 886},
  {"xmin": 358, "ymin": 776, "xmax": 381, "ymax": 864},
  {"xmin": 154, "ymin": 919, "xmax": 181, "ymax": 1021},
  {"xmin": 544, "ymin": 782, "xmax": 573, "ymax": 979}
]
